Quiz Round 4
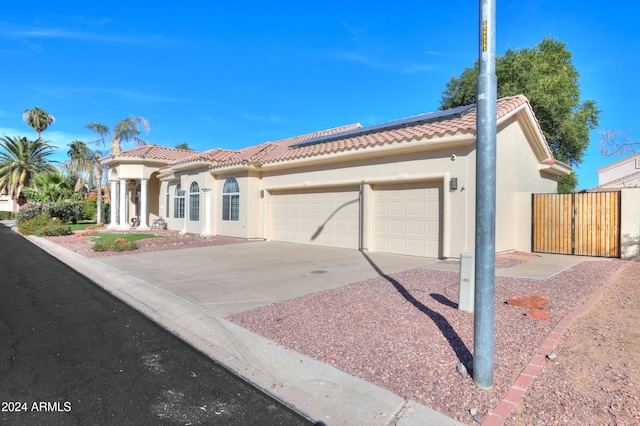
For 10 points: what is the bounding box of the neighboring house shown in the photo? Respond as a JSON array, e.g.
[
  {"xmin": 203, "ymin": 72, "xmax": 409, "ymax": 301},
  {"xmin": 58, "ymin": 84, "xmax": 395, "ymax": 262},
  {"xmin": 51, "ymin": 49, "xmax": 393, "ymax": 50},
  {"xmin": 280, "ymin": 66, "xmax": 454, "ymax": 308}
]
[
  {"xmin": 594, "ymin": 152, "xmax": 640, "ymax": 190},
  {"xmin": 100, "ymin": 95, "xmax": 571, "ymax": 259},
  {"xmin": 0, "ymin": 191, "xmax": 16, "ymax": 214}
]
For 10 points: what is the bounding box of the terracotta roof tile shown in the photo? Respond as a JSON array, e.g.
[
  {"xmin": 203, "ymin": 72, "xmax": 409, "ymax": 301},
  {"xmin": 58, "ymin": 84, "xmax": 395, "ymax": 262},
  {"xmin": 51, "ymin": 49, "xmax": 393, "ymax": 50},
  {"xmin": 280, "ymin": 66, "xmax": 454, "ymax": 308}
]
[{"xmin": 111, "ymin": 145, "xmax": 196, "ymax": 162}]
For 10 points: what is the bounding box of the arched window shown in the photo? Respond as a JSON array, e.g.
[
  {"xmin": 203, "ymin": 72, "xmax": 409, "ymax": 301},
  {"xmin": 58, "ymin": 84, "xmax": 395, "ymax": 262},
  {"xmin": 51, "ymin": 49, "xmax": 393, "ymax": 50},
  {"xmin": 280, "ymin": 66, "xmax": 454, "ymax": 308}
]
[
  {"xmin": 222, "ymin": 177, "xmax": 239, "ymax": 221},
  {"xmin": 189, "ymin": 182, "xmax": 200, "ymax": 221},
  {"xmin": 174, "ymin": 184, "xmax": 185, "ymax": 219}
]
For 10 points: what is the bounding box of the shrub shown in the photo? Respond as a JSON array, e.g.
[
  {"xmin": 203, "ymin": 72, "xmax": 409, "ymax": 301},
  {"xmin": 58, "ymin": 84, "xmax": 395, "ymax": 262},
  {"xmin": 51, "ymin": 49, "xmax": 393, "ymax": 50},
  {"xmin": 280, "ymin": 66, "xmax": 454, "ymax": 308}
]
[
  {"xmin": 18, "ymin": 215, "xmax": 71, "ymax": 236},
  {"xmin": 82, "ymin": 196, "xmax": 98, "ymax": 221},
  {"xmin": 92, "ymin": 238, "xmax": 138, "ymax": 252},
  {"xmin": 16, "ymin": 201, "xmax": 83, "ymax": 224},
  {"xmin": 41, "ymin": 224, "xmax": 72, "ymax": 237},
  {"xmin": 47, "ymin": 201, "xmax": 83, "ymax": 224},
  {"xmin": 16, "ymin": 202, "xmax": 47, "ymax": 224},
  {"xmin": 101, "ymin": 202, "xmax": 110, "ymax": 223},
  {"xmin": 0, "ymin": 211, "xmax": 13, "ymax": 220}
]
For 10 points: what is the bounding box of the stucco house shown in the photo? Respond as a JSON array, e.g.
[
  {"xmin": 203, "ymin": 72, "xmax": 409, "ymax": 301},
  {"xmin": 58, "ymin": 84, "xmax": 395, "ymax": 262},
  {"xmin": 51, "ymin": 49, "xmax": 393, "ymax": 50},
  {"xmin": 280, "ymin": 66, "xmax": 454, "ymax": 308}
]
[
  {"xmin": 100, "ymin": 95, "xmax": 570, "ymax": 259},
  {"xmin": 0, "ymin": 191, "xmax": 16, "ymax": 214},
  {"xmin": 594, "ymin": 152, "xmax": 640, "ymax": 190}
]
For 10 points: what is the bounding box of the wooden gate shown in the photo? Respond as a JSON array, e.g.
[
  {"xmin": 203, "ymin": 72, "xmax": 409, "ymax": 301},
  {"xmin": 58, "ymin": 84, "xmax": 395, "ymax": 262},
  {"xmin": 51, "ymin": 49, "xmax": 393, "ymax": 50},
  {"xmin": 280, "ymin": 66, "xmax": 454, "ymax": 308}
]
[{"xmin": 532, "ymin": 192, "xmax": 620, "ymax": 257}]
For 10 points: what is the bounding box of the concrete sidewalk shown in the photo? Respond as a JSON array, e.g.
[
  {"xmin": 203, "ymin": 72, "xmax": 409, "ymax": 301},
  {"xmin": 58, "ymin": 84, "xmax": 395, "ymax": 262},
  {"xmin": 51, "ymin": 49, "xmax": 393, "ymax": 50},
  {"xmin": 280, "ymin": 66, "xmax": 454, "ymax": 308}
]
[{"xmin": 23, "ymin": 232, "xmax": 587, "ymax": 425}]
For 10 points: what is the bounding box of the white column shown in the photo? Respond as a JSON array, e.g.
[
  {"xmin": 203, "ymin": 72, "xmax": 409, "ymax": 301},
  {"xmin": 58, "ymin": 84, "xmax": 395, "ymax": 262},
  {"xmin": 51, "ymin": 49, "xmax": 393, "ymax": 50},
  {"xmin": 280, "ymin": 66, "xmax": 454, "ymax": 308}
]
[
  {"xmin": 181, "ymin": 203, "xmax": 187, "ymax": 235},
  {"xmin": 109, "ymin": 180, "xmax": 118, "ymax": 228},
  {"xmin": 201, "ymin": 188, "xmax": 212, "ymax": 236},
  {"xmin": 139, "ymin": 178, "xmax": 149, "ymax": 229},
  {"xmin": 360, "ymin": 183, "xmax": 371, "ymax": 251},
  {"xmin": 119, "ymin": 178, "xmax": 127, "ymax": 228}
]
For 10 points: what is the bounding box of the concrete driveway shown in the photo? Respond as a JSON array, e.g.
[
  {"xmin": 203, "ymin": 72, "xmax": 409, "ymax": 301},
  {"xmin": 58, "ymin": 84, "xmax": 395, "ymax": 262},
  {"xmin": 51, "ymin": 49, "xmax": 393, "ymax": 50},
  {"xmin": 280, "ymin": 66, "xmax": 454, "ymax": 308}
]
[{"xmin": 95, "ymin": 241, "xmax": 437, "ymax": 317}]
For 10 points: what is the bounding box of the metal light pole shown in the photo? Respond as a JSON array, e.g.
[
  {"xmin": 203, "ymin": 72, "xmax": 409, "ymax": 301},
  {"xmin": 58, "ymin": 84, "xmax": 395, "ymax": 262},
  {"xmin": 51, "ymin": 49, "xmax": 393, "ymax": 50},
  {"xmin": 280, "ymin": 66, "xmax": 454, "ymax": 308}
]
[{"xmin": 474, "ymin": 0, "xmax": 497, "ymax": 389}]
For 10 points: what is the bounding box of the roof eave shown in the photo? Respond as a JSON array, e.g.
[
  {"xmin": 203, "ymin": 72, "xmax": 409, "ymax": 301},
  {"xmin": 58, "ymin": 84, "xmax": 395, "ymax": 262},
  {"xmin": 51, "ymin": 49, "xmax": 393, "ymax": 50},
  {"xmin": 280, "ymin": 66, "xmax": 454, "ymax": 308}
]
[
  {"xmin": 539, "ymin": 160, "xmax": 573, "ymax": 176},
  {"xmin": 100, "ymin": 156, "xmax": 171, "ymax": 167},
  {"xmin": 171, "ymin": 160, "xmax": 214, "ymax": 172}
]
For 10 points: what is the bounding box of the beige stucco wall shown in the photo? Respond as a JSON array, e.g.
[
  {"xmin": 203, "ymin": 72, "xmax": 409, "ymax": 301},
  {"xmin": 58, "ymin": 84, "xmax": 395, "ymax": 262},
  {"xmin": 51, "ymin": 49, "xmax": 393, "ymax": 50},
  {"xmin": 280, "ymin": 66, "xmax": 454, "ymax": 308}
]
[
  {"xmin": 213, "ymin": 171, "xmax": 252, "ymax": 238},
  {"xmin": 621, "ymin": 188, "xmax": 640, "ymax": 260},
  {"xmin": 495, "ymin": 117, "xmax": 558, "ymax": 252},
  {"xmin": 459, "ymin": 117, "xmax": 558, "ymax": 256}
]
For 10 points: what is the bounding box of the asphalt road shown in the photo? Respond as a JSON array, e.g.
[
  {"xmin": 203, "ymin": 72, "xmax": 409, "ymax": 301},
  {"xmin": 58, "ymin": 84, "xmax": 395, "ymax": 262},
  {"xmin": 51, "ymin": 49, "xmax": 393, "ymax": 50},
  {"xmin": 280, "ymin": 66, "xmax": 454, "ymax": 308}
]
[{"xmin": 0, "ymin": 224, "xmax": 312, "ymax": 426}]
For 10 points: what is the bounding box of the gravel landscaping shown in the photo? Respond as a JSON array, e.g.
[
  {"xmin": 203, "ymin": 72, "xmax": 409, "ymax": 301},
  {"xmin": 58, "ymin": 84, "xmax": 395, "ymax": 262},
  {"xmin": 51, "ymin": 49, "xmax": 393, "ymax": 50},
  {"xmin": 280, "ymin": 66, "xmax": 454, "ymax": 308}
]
[{"xmin": 229, "ymin": 258, "xmax": 637, "ymax": 425}]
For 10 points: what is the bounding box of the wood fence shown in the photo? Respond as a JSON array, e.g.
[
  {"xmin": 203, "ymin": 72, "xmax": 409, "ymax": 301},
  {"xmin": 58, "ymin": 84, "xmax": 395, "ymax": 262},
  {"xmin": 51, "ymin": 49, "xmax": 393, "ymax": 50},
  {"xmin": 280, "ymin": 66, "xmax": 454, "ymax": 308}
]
[{"xmin": 532, "ymin": 192, "xmax": 620, "ymax": 257}]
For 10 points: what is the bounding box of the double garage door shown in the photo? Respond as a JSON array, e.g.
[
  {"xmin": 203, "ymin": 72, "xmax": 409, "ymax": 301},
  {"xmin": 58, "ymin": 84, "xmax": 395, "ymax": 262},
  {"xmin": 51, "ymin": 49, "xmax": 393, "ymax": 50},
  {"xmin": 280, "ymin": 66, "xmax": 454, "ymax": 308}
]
[{"xmin": 270, "ymin": 182, "xmax": 441, "ymax": 258}]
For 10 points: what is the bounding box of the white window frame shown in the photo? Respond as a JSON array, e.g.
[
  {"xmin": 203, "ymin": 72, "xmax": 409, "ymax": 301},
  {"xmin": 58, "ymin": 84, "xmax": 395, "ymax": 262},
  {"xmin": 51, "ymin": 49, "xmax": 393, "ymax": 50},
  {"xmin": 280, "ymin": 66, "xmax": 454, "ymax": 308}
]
[
  {"xmin": 174, "ymin": 184, "xmax": 185, "ymax": 219},
  {"xmin": 189, "ymin": 182, "xmax": 200, "ymax": 221},
  {"xmin": 222, "ymin": 177, "xmax": 239, "ymax": 221}
]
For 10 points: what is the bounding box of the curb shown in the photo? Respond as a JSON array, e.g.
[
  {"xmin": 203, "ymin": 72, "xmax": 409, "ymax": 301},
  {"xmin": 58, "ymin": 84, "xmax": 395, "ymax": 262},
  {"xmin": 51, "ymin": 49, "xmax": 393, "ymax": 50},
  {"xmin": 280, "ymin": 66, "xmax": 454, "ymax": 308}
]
[{"xmin": 481, "ymin": 261, "xmax": 629, "ymax": 425}]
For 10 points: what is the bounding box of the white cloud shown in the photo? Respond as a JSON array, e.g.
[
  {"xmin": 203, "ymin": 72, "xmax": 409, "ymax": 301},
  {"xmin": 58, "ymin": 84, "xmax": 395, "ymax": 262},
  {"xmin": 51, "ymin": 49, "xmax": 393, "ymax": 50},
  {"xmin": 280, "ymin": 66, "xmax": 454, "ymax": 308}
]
[
  {"xmin": 240, "ymin": 113, "xmax": 283, "ymax": 123},
  {"xmin": 335, "ymin": 51, "xmax": 435, "ymax": 74},
  {"xmin": 31, "ymin": 86, "xmax": 184, "ymax": 103},
  {"xmin": 1, "ymin": 24, "xmax": 173, "ymax": 47}
]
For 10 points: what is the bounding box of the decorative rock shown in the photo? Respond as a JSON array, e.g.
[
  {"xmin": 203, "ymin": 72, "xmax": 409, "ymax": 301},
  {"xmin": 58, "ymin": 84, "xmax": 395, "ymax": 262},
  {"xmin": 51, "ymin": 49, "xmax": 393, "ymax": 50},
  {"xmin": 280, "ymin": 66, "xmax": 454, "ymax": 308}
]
[
  {"xmin": 469, "ymin": 407, "xmax": 477, "ymax": 416},
  {"xmin": 507, "ymin": 294, "xmax": 550, "ymax": 309},
  {"xmin": 528, "ymin": 309, "xmax": 551, "ymax": 320},
  {"xmin": 546, "ymin": 353, "xmax": 557, "ymax": 361},
  {"xmin": 456, "ymin": 362, "xmax": 468, "ymax": 377}
]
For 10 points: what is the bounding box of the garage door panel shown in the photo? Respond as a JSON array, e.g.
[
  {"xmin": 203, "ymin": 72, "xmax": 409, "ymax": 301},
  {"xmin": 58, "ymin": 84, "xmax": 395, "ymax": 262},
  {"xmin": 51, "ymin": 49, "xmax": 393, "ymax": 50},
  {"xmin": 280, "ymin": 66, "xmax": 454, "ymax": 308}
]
[
  {"xmin": 407, "ymin": 220, "xmax": 426, "ymax": 234},
  {"xmin": 374, "ymin": 182, "xmax": 441, "ymax": 258},
  {"xmin": 271, "ymin": 188, "xmax": 359, "ymax": 249}
]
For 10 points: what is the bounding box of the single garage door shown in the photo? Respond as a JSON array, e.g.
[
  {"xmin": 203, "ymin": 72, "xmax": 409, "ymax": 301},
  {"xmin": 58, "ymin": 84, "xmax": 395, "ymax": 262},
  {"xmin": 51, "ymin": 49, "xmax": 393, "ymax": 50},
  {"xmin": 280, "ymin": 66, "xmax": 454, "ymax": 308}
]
[
  {"xmin": 270, "ymin": 187, "xmax": 360, "ymax": 249},
  {"xmin": 373, "ymin": 182, "xmax": 441, "ymax": 257}
]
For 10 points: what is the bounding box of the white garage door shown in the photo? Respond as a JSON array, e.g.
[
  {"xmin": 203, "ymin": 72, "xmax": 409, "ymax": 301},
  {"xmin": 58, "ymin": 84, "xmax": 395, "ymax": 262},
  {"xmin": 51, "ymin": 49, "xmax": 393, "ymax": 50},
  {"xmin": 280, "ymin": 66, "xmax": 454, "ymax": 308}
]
[
  {"xmin": 373, "ymin": 182, "xmax": 441, "ymax": 258},
  {"xmin": 270, "ymin": 187, "xmax": 360, "ymax": 249}
]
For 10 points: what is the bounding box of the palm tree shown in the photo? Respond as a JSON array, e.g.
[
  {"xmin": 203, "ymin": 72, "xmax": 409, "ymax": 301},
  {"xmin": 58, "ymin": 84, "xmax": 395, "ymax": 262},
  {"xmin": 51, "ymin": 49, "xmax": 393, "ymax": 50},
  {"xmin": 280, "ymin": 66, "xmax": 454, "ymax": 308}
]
[
  {"xmin": 66, "ymin": 140, "xmax": 105, "ymax": 223},
  {"xmin": 67, "ymin": 140, "xmax": 93, "ymax": 184},
  {"xmin": 0, "ymin": 135, "xmax": 57, "ymax": 207},
  {"xmin": 23, "ymin": 107, "xmax": 56, "ymax": 138},
  {"xmin": 23, "ymin": 171, "xmax": 74, "ymax": 203},
  {"xmin": 84, "ymin": 116, "xmax": 150, "ymax": 155}
]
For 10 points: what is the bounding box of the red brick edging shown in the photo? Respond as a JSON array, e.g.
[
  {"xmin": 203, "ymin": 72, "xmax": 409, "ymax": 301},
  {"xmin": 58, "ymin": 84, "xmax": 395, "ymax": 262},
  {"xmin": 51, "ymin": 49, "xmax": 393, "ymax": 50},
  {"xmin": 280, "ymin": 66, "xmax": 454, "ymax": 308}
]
[{"xmin": 481, "ymin": 262, "xmax": 629, "ymax": 426}]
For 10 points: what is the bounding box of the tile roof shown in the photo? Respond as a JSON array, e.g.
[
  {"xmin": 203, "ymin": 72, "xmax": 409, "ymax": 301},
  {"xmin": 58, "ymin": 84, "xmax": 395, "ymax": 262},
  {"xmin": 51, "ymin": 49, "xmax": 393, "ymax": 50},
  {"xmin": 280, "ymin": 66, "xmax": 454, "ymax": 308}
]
[
  {"xmin": 208, "ymin": 94, "xmax": 532, "ymax": 168},
  {"xmin": 106, "ymin": 145, "xmax": 196, "ymax": 162},
  {"xmin": 119, "ymin": 95, "xmax": 545, "ymax": 175}
]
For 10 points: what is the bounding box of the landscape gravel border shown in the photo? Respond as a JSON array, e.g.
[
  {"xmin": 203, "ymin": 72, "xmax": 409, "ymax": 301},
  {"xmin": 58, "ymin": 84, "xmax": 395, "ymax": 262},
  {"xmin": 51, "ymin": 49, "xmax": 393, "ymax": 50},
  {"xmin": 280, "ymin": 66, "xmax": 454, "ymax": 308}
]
[{"xmin": 228, "ymin": 258, "xmax": 625, "ymax": 424}]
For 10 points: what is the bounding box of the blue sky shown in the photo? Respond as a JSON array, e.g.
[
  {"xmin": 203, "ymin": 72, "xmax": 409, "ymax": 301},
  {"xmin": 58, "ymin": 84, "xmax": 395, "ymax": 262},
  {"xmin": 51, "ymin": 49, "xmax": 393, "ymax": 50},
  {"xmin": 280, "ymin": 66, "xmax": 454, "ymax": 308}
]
[{"xmin": 1, "ymin": 1, "xmax": 638, "ymax": 189}]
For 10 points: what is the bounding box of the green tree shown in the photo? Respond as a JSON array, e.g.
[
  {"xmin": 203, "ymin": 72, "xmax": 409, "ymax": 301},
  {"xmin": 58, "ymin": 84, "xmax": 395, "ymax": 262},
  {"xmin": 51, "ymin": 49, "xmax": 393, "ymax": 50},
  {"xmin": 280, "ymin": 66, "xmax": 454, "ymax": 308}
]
[
  {"xmin": 440, "ymin": 37, "xmax": 600, "ymax": 192},
  {"xmin": 0, "ymin": 135, "xmax": 57, "ymax": 206},
  {"xmin": 174, "ymin": 142, "xmax": 194, "ymax": 151},
  {"xmin": 84, "ymin": 116, "xmax": 150, "ymax": 154},
  {"xmin": 23, "ymin": 107, "xmax": 56, "ymax": 138}
]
